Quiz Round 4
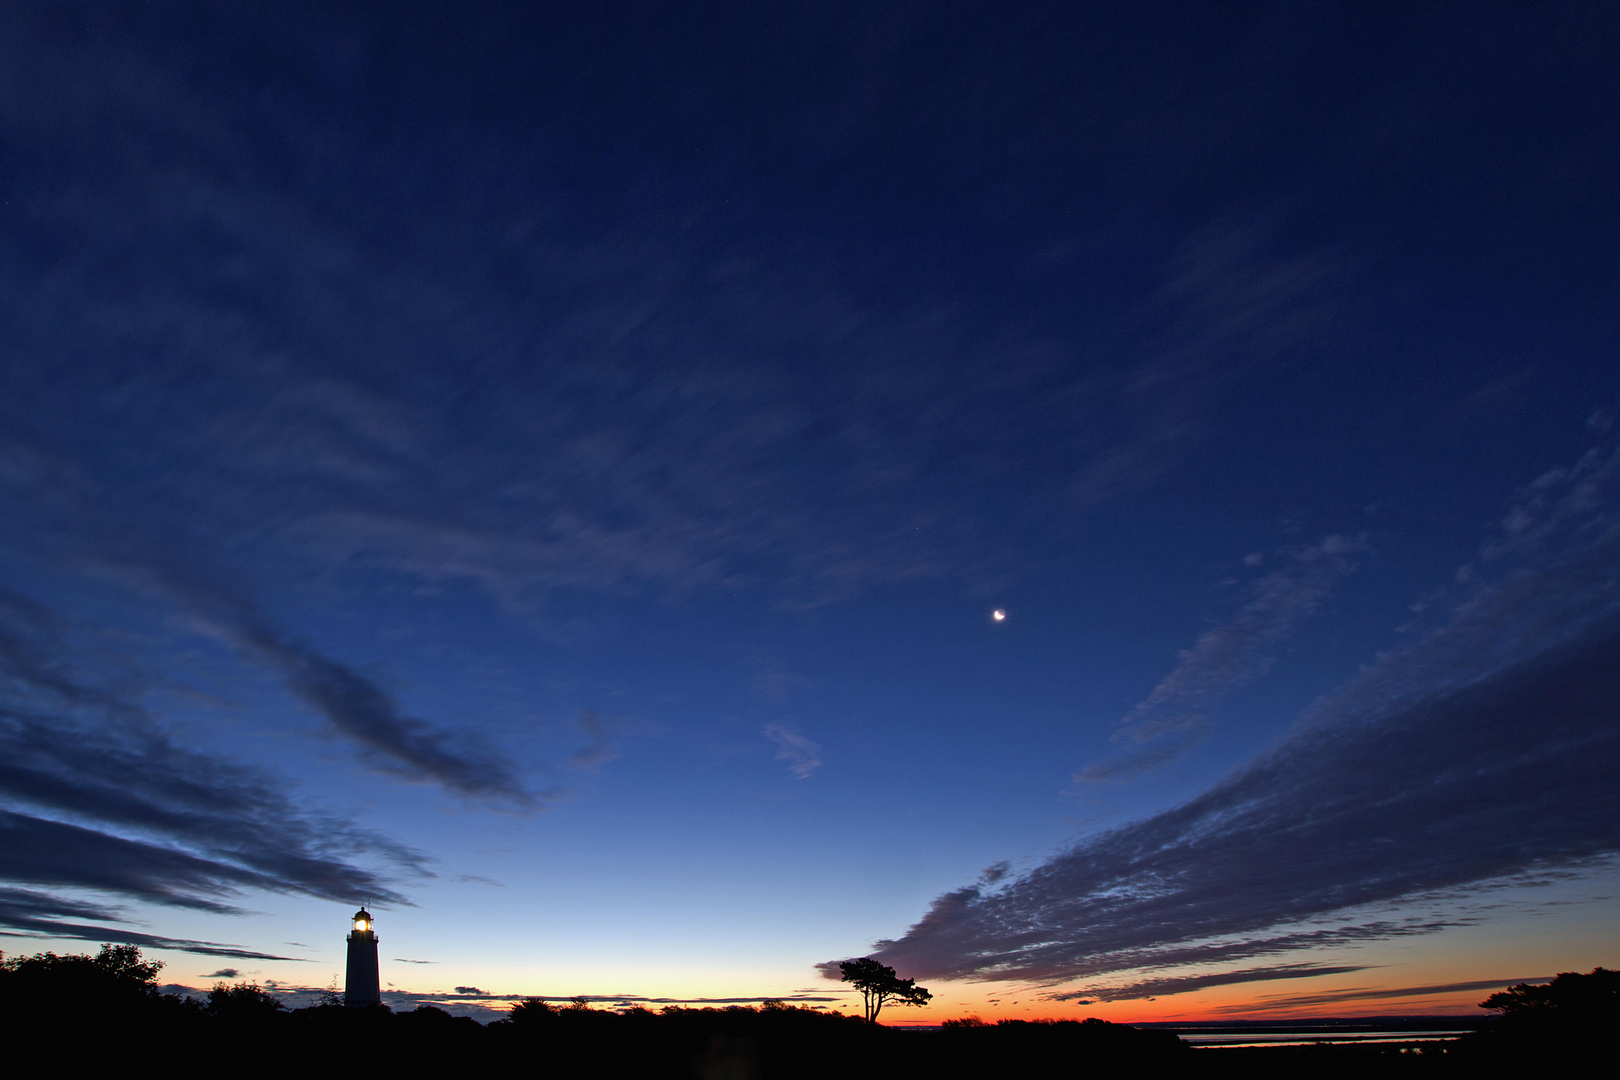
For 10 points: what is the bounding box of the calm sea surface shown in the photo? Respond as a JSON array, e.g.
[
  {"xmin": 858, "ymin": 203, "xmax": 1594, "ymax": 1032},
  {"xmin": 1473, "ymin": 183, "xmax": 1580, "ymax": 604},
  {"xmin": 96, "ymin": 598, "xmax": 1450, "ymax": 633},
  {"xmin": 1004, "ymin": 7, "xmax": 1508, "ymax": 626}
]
[{"xmin": 1178, "ymin": 1029, "xmax": 1465, "ymax": 1049}]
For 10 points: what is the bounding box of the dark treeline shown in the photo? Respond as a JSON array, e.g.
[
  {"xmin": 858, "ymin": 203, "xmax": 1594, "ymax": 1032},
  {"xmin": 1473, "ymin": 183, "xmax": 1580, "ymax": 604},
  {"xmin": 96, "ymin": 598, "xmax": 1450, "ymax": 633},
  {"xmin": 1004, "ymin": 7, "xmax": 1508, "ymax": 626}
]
[
  {"xmin": 0, "ymin": 945, "xmax": 1185, "ymax": 1076},
  {"xmin": 2, "ymin": 948, "xmax": 1613, "ymax": 1077}
]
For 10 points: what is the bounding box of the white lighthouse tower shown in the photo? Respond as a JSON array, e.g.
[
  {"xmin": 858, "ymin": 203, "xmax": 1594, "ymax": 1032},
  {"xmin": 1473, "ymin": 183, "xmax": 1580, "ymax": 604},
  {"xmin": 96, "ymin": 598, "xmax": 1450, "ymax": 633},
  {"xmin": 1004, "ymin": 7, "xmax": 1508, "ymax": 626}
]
[{"xmin": 345, "ymin": 907, "xmax": 381, "ymax": 1007}]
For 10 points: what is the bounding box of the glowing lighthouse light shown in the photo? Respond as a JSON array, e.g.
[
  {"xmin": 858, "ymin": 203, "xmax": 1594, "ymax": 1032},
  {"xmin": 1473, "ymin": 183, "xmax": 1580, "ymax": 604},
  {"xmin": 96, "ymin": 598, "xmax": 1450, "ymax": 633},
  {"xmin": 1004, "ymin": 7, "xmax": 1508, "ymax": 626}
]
[{"xmin": 345, "ymin": 906, "xmax": 381, "ymax": 1008}]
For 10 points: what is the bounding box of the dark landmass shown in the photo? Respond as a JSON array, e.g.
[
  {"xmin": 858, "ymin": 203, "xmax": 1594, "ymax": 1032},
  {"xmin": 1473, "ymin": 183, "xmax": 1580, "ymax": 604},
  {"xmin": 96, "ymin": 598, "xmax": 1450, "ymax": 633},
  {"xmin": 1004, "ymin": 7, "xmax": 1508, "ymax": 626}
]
[
  {"xmin": 0, "ymin": 951, "xmax": 1188, "ymax": 1077},
  {"xmin": 2, "ymin": 948, "xmax": 1613, "ymax": 1077}
]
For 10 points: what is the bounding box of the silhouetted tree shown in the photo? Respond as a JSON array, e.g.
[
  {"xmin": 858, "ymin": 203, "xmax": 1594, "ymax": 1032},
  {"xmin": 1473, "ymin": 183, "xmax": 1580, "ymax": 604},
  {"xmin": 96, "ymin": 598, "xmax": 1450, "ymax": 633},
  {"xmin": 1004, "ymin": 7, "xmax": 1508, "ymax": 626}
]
[
  {"xmin": 396, "ymin": 1003, "xmax": 482, "ymax": 1045},
  {"xmin": 836, "ymin": 958, "xmax": 932, "ymax": 1023},
  {"xmin": 508, "ymin": 996, "xmax": 557, "ymax": 1027},
  {"xmin": 1481, "ymin": 967, "xmax": 1620, "ymax": 1018},
  {"xmin": 207, "ymin": 981, "xmax": 286, "ymax": 1022},
  {"xmin": 1459, "ymin": 967, "xmax": 1620, "ymax": 1061},
  {"xmin": 0, "ymin": 944, "xmax": 191, "ymax": 1040},
  {"xmin": 0, "ymin": 943, "xmax": 164, "ymax": 1005},
  {"xmin": 90, "ymin": 944, "xmax": 163, "ymax": 985}
]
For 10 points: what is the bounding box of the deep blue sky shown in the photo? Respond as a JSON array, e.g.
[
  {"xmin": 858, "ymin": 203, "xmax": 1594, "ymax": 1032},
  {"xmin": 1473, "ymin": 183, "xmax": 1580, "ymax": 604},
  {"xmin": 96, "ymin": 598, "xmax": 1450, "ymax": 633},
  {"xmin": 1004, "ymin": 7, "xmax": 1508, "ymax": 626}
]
[{"xmin": 2, "ymin": 2, "xmax": 1618, "ymax": 1018}]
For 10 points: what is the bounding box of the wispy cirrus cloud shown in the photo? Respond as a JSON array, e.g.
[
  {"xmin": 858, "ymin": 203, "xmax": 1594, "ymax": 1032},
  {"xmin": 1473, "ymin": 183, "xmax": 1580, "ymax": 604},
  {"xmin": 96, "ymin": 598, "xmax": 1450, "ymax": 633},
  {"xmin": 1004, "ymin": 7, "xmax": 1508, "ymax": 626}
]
[
  {"xmin": 764, "ymin": 724, "xmax": 823, "ymax": 779},
  {"xmin": 1070, "ymin": 223, "xmax": 1344, "ymax": 504},
  {"xmin": 0, "ymin": 20, "xmax": 1362, "ymax": 892},
  {"xmin": 1048, "ymin": 962, "xmax": 1370, "ymax": 1003},
  {"xmin": 1078, "ymin": 534, "xmax": 1362, "ymax": 782},
  {"xmin": 233, "ymin": 618, "xmax": 536, "ymax": 806},
  {"xmin": 857, "ymin": 444, "xmax": 1620, "ymax": 992},
  {"xmin": 0, "ymin": 437, "xmax": 540, "ymax": 807},
  {"xmin": 1214, "ymin": 975, "xmax": 1554, "ymax": 1014},
  {"xmin": 0, "ymin": 7, "xmax": 1358, "ymax": 632}
]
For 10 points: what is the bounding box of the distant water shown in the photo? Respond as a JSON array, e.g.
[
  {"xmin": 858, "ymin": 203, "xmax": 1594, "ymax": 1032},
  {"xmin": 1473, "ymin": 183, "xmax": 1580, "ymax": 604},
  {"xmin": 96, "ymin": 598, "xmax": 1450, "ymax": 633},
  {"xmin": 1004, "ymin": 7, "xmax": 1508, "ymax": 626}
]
[
  {"xmin": 1179, "ymin": 1029, "xmax": 1464, "ymax": 1049},
  {"xmin": 1139, "ymin": 1018, "xmax": 1479, "ymax": 1050}
]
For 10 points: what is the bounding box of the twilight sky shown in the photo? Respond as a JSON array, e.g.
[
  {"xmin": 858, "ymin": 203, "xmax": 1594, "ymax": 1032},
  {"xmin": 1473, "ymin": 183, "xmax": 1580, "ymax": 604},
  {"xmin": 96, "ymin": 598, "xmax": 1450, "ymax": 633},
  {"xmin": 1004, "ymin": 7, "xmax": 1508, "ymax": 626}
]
[{"xmin": 3, "ymin": 1, "xmax": 1619, "ymax": 1022}]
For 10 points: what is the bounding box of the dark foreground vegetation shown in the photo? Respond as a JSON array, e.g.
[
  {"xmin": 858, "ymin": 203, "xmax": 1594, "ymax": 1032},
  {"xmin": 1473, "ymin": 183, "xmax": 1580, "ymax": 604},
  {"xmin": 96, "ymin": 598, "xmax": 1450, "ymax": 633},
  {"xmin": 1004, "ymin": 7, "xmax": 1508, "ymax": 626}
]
[
  {"xmin": 2, "ymin": 948, "xmax": 1613, "ymax": 1078},
  {"xmin": 0, "ymin": 947, "xmax": 1184, "ymax": 1077}
]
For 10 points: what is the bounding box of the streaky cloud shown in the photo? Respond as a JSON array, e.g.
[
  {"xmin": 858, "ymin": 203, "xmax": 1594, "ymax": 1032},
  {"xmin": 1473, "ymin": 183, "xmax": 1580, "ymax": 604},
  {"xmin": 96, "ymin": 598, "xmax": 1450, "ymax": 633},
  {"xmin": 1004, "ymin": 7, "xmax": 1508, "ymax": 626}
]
[
  {"xmin": 0, "ymin": 811, "xmax": 266, "ymax": 912},
  {"xmin": 1078, "ymin": 533, "xmax": 1362, "ymax": 782},
  {"xmin": 764, "ymin": 723, "xmax": 822, "ymax": 779},
  {"xmin": 863, "ymin": 460, "xmax": 1620, "ymax": 984},
  {"xmin": 0, "ymin": 887, "xmax": 305, "ymax": 961},
  {"xmin": 1070, "ymin": 223, "xmax": 1344, "ymax": 504},
  {"xmin": 0, "ymin": 807, "xmax": 407, "ymax": 912},
  {"xmin": 1046, "ymin": 963, "xmax": 1370, "ymax": 1003},
  {"xmin": 236, "ymin": 619, "xmax": 536, "ymax": 806},
  {"xmin": 0, "ymin": 704, "xmax": 421, "ymax": 903},
  {"xmin": 570, "ymin": 710, "xmax": 618, "ymax": 771},
  {"xmin": 0, "ymin": 433, "xmax": 540, "ymax": 807},
  {"xmin": 97, "ymin": 555, "xmax": 542, "ymax": 807},
  {"xmin": 0, "ymin": 588, "xmax": 423, "ymax": 934},
  {"xmin": 1217, "ymin": 975, "xmax": 1555, "ymax": 1014}
]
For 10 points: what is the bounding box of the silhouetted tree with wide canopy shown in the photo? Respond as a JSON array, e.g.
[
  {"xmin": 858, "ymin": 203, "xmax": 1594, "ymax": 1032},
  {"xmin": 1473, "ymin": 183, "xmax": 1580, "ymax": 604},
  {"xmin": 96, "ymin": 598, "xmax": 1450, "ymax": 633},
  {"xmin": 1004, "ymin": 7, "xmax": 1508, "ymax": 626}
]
[
  {"xmin": 1460, "ymin": 967, "xmax": 1620, "ymax": 1061},
  {"xmin": 508, "ymin": 996, "xmax": 557, "ymax": 1027},
  {"xmin": 1481, "ymin": 967, "xmax": 1620, "ymax": 1018},
  {"xmin": 836, "ymin": 958, "xmax": 931, "ymax": 1024},
  {"xmin": 207, "ymin": 980, "xmax": 286, "ymax": 1023},
  {"xmin": 0, "ymin": 943, "xmax": 196, "ymax": 1042},
  {"xmin": 0, "ymin": 943, "xmax": 164, "ymax": 1007}
]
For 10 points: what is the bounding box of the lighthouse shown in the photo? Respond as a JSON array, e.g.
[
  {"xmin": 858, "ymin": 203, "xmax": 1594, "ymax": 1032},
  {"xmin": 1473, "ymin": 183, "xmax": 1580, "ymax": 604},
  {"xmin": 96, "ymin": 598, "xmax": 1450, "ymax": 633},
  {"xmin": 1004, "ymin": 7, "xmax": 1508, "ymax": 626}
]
[{"xmin": 345, "ymin": 907, "xmax": 381, "ymax": 1007}]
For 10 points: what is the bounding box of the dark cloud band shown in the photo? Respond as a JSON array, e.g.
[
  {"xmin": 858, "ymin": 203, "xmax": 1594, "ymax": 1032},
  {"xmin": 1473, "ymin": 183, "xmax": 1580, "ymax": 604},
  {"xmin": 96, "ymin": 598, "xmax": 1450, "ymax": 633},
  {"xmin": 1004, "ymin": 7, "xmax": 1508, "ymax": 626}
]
[
  {"xmin": 0, "ymin": 887, "xmax": 304, "ymax": 960},
  {"xmin": 0, "ymin": 588, "xmax": 421, "ymax": 937},
  {"xmin": 1047, "ymin": 963, "xmax": 1370, "ymax": 1003},
  {"xmin": 865, "ymin": 526, "xmax": 1620, "ymax": 986},
  {"xmin": 1216, "ymin": 975, "xmax": 1554, "ymax": 1014}
]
